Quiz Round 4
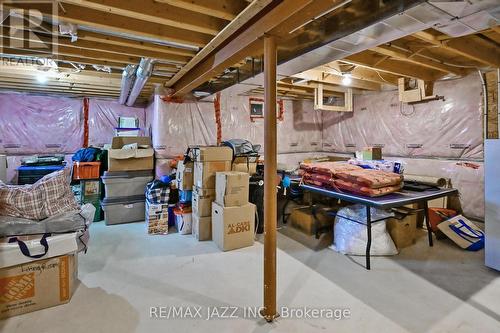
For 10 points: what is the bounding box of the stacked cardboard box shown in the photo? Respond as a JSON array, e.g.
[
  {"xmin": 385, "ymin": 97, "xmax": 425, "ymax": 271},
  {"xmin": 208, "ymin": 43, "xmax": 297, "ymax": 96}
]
[
  {"xmin": 191, "ymin": 147, "xmax": 232, "ymax": 240},
  {"xmin": 212, "ymin": 171, "xmax": 255, "ymax": 251}
]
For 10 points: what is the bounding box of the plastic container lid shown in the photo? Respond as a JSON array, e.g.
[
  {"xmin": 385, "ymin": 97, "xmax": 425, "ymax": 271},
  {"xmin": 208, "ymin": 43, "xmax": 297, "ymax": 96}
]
[
  {"xmin": 101, "ymin": 170, "xmax": 153, "ymax": 179},
  {"xmin": 101, "ymin": 195, "xmax": 145, "ymax": 206}
]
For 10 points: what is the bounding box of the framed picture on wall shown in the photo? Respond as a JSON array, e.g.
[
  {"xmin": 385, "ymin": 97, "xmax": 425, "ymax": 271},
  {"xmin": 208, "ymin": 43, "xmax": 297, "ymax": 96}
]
[{"xmin": 249, "ymin": 98, "xmax": 284, "ymax": 122}]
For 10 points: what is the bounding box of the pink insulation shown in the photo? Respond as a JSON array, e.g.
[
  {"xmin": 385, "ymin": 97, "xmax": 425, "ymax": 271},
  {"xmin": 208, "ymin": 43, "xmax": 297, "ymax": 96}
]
[
  {"xmin": 150, "ymin": 86, "xmax": 323, "ymax": 158},
  {"xmin": 0, "ymin": 92, "xmax": 84, "ymax": 155},
  {"xmin": 149, "ymin": 95, "xmax": 217, "ymax": 158},
  {"xmin": 321, "ymin": 74, "xmax": 483, "ymax": 159},
  {"xmin": 88, "ymin": 98, "xmax": 146, "ymax": 147},
  {"xmin": 219, "ymin": 86, "xmax": 323, "ymax": 154}
]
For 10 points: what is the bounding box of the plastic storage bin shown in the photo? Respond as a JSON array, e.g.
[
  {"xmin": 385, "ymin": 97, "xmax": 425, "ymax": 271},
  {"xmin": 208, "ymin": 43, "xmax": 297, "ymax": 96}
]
[
  {"xmin": 101, "ymin": 170, "xmax": 153, "ymax": 198},
  {"xmin": 72, "ymin": 162, "xmax": 100, "ymax": 180},
  {"xmin": 101, "ymin": 195, "xmax": 145, "ymax": 225},
  {"xmin": 17, "ymin": 165, "xmax": 65, "ymax": 185}
]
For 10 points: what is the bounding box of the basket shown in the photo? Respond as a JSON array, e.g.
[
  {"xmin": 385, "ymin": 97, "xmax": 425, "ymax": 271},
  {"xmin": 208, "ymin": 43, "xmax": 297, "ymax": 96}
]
[{"xmin": 73, "ymin": 162, "xmax": 101, "ymax": 180}]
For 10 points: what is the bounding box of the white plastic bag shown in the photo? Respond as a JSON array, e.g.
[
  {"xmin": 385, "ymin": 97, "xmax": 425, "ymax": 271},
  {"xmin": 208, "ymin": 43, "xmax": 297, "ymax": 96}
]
[{"xmin": 331, "ymin": 204, "xmax": 398, "ymax": 256}]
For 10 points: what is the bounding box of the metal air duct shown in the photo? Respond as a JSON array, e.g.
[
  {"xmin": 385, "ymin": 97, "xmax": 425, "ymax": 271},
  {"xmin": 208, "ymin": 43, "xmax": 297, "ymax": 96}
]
[
  {"xmin": 119, "ymin": 64, "xmax": 137, "ymax": 104},
  {"xmin": 126, "ymin": 58, "xmax": 154, "ymax": 106}
]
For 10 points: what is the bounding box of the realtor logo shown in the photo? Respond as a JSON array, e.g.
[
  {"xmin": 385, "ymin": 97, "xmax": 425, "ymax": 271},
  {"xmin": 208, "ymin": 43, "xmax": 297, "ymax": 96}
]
[
  {"xmin": 1, "ymin": 1, "xmax": 58, "ymax": 56},
  {"xmin": 227, "ymin": 221, "xmax": 251, "ymax": 235}
]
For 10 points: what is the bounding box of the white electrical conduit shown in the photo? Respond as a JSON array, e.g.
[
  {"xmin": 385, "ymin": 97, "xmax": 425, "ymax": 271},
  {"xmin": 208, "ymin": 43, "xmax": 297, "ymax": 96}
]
[
  {"xmin": 118, "ymin": 64, "xmax": 137, "ymax": 105},
  {"xmin": 478, "ymin": 70, "xmax": 488, "ymax": 140},
  {"xmin": 126, "ymin": 58, "xmax": 154, "ymax": 107}
]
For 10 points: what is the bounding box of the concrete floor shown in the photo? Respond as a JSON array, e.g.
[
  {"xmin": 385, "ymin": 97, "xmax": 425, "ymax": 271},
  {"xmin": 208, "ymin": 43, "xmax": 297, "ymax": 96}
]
[{"xmin": 1, "ymin": 221, "xmax": 499, "ymax": 333}]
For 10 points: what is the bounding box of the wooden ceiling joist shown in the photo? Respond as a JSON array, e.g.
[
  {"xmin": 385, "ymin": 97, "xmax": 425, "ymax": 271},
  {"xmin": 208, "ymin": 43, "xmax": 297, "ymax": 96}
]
[
  {"xmin": 60, "ymin": 0, "xmax": 227, "ymax": 36},
  {"xmin": 154, "ymin": 0, "xmax": 248, "ymax": 21},
  {"xmin": 370, "ymin": 45, "xmax": 466, "ymax": 76},
  {"xmin": 72, "ymin": 31, "xmax": 197, "ymax": 58},
  {"xmin": 0, "ymin": 29, "xmax": 191, "ymax": 64},
  {"xmin": 293, "ymin": 69, "xmax": 381, "ymax": 91},
  {"xmin": 4, "ymin": 2, "xmax": 211, "ymax": 48},
  {"xmin": 343, "ymin": 52, "xmax": 441, "ymax": 81},
  {"xmin": 413, "ymin": 31, "xmax": 500, "ymax": 68}
]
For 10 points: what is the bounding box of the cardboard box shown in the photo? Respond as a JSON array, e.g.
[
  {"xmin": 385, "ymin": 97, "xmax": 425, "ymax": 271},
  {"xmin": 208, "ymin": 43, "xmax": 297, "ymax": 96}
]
[
  {"xmin": 289, "ymin": 207, "xmax": 334, "ymax": 235},
  {"xmin": 107, "ymin": 137, "xmax": 154, "ymax": 172},
  {"xmin": 361, "ymin": 147, "xmax": 382, "ymax": 160},
  {"xmin": 192, "ymin": 146, "xmax": 232, "ymax": 162},
  {"xmin": 192, "ymin": 214, "xmax": 212, "ymax": 241},
  {"xmin": 212, "ymin": 202, "xmax": 255, "ymax": 251},
  {"xmin": 192, "ymin": 187, "xmax": 215, "ymax": 197},
  {"xmin": 192, "ymin": 190, "xmax": 214, "ymax": 217},
  {"xmin": 386, "ymin": 213, "xmax": 417, "ymax": 249},
  {"xmin": 0, "ymin": 254, "xmax": 77, "ymax": 319},
  {"xmin": 215, "ymin": 171, "xmax": 249, "ymax": 207},
  {"xmin": 194, "ymin": 161, "xmax": 232, "ymax": 189},
  {"xmin": 232, "ymin": 162, "xmax": 257, "ymax": 175},
  {"xmin": 176, "ymin": 161, "xmax": 194, "ymax": 190}
]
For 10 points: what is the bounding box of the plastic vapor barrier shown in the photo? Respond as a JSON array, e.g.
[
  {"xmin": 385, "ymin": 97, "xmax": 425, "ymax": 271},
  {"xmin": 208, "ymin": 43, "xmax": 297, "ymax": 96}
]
[
  {"xmin": 88, "ymin": 98, "xmax": 146, "ymax": 147},
  {"xmin": 150, "ymin": 85, "xmax": 323, "ymax": 158},
  {"xmin": 0, "ymin": 93, "xmax": 84, "ymax": 155},
  {"xmin": 321, "ymin": 74, "xmax": 483, "ymax": 159},
  {"xmin": 150, "ymin": 94, "xmax": 217, "ymax": 158}
]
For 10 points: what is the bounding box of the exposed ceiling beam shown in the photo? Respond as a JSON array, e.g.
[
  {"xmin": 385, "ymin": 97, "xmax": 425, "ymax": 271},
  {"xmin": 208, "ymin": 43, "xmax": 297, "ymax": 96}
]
[
  {"xmin": 321, "ymin": 62, "xmax": 399, "ymax": 85},
  {"xmin": 1, "ymin": 50, "xmax": 128, "ymax": 69},
  {"xmin": 3, "ymin": 2, "xmax": 211, "ymax": 48},
  {"xmin": 343, "ymin": 52, "xmax": 441, "ymax": 81},
  {"xmin": 154, "ymin": 0, "xmax": 248, "ymax": 21},
  {"xmin": 60, "ymin": 0, "xmax": 226, "ymax": 36},
  {"xmin": 74, "ymin": 31, "xmax": 197, "ymax": 58},
  {"xmin": 413, "ymin": 31, "xmax": 500, "ymax": 68},
  {"xmin": 0, "ymin": 27, "xmax": 191, "ymax": 64},
  {"xmin": 166, "ymin": 0, "xmax": 274, "ymax": 89},
  {"xmin": 293, "ymin": 69, "xmax": 380, "ymax": 91},
  {"xmin": 171, "ymin": 0, "xmax": 354, "ymax": 95},
  {"xmin": 371, "ymin": 45, "xmax": 466, "ymax": 76},
  {"xmin": 0, "ymin": 34, "xmax": 188, "ymax": 65}
]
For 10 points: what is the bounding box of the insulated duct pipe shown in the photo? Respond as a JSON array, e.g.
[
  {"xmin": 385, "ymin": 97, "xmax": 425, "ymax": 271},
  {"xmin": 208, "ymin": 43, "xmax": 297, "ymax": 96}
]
[
  {"xmin": 118, "ymin": 64, "xmax": 137, "ymax": 105},
  {"xmin": 126, "ymin": 58, "xmax": 154, "ymax": 106}
]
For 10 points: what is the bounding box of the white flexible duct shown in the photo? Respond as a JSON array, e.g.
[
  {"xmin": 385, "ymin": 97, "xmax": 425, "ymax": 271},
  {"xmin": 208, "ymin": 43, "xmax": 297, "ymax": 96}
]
[
  {"xmin": 119, "ymin": 64, "xmax": 137, "ymax": 105},
  {"xmin": 126, "ymin": 58, "xmax": 154, "ymax": 106}
]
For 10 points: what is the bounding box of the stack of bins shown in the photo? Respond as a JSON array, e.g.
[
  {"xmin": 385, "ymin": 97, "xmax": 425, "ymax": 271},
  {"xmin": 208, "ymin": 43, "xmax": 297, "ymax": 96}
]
[
  {"xmin": 100, "ymin": 171, "xmax": 153, "ymax": 225},
  {"xmin": 191, "ymin": 147, "xmax": 232, "ymax": 241},
  {"xmin": 175, "ymin": 160, "xmax": 194, "ymax": 235}
]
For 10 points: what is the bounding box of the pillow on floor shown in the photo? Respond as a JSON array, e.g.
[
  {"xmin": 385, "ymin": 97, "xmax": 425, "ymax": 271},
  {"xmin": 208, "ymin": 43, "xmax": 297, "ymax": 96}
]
[{"xmin": 0, "ymin": 169, "xmax": 79, "ymax": 220}]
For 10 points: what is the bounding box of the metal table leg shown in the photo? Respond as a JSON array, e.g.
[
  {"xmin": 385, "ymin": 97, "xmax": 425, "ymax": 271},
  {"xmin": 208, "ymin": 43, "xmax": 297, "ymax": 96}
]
[
  {"xmin": 423, "ymin": 200, "xmax": 433, "ymax": 247},
  {"xmin": 366, "ymin": 205, "xmax": 372, "ymax": 270}
]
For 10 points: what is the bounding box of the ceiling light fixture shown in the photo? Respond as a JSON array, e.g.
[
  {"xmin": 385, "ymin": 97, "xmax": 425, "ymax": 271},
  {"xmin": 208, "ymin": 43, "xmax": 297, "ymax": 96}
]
[
  {"xmin": 36, "ymin": 73, "xmax": 48, "ymax": 84},
  {"xmin": 341, "ymin": 73, "xmax": 352, "ymax": 86}
]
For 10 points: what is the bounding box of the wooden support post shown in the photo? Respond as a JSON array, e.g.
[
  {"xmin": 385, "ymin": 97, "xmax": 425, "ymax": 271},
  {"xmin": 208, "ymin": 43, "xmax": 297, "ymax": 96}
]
[{"xmin": 261, "ymin": 35, "xmax": 278, "ymax": 323}]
